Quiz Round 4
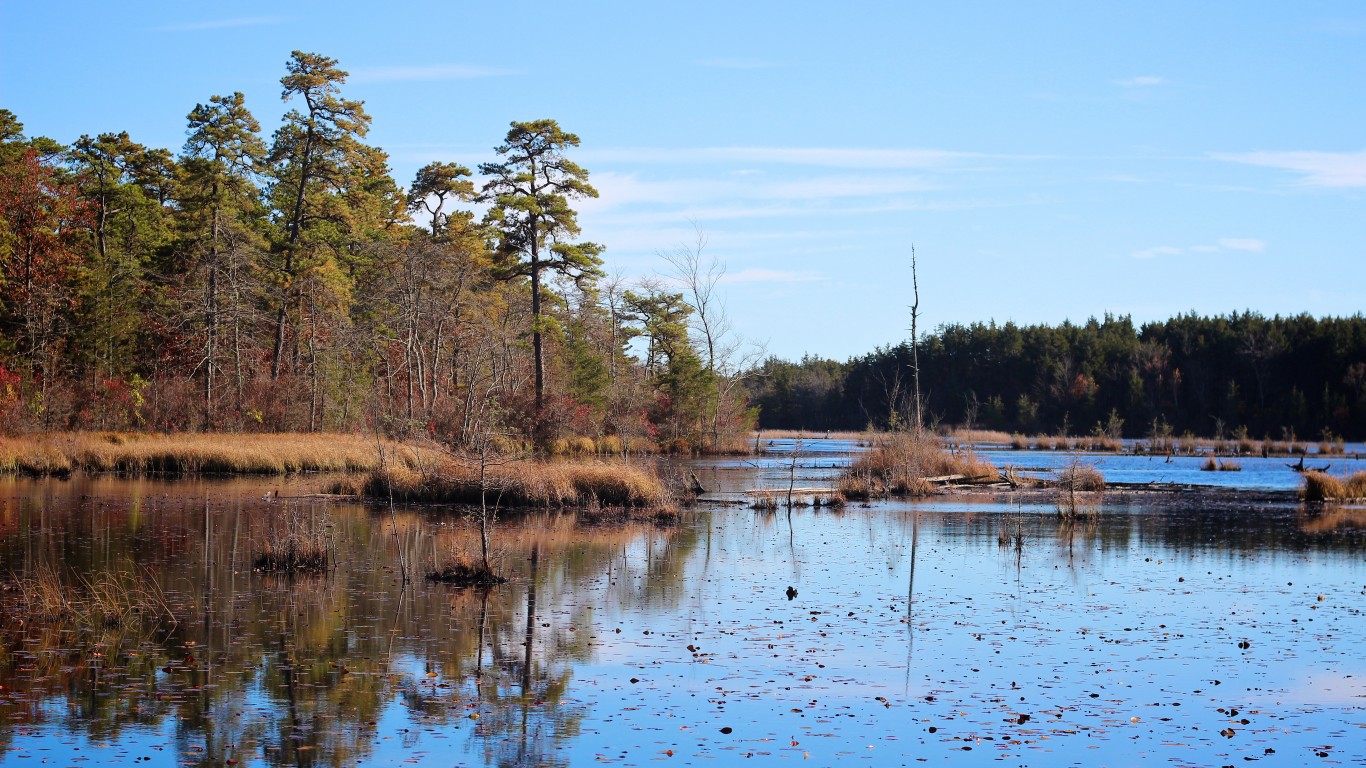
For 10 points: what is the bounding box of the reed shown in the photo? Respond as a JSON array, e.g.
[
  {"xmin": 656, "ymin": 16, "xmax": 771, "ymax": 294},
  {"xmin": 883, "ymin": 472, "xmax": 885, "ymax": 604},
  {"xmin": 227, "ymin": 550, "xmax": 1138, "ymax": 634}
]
[
  {"xmin": 364, "ymin": 456, "xmax": 671, "ymax": 508},
  {"xmin": 1201, "ymin": 457, "xmax": 1242, "ymax": 472},
  {"xmin": 426, "ymin": 557, "xmax": 506, "ymax": 586},
  {"xmin": 837, "ymin": 430, "xmax": 996, "ymax": 498},
  {"xmin": 1055, "ymin": 460, "xmax": 1106, "ymax": 492},
  {"xmin": 1055, "ymin": 459, "xmax": 1104, "ymax": 519},
  {"xmin": 1078, "ymin": 435, "xmax": 1124, "ymax": 452},
  {"xmin": 753, "ymin": 429, "xmax": 872, "ymax": 441},
  {"xmin": 2, "ymin": 564, "xmax": 176, "ymax": 629},
  {"xmin": 1301, "ymin": 470, "xmax": 1366, "ymax": 502},
  {"xmin": 944, "ymin": 428, "xmax": 1016, "ymax": 445},
  {"xmin": 0, "ymin": 431, "xmax": 431, "ymax": 476},
  {"xmin": 750, "ymin": 492, "xmax": 780, "ymax": 511},
  {"xmin": 251, "ymin": 505, "xmax": 335, "ymax": 573}
]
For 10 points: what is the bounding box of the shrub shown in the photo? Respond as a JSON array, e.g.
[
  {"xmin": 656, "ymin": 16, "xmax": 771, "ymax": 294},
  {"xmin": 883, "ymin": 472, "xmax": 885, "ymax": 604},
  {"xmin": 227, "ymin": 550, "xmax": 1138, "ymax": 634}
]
[
  {"xmin": 1302, "ymin": 471, "xmax": 1366, "ymax": 502},
  {"xmin": 838, "ymin": 431, "xmax": 996, "ymax": 498}
]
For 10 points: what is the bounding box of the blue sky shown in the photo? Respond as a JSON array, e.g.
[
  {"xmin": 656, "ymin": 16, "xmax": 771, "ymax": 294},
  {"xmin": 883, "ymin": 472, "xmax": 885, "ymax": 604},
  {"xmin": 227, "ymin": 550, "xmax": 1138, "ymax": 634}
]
[{"xmin": 3, "ymin": 1, "xmax": 1364, "ymax": 361}]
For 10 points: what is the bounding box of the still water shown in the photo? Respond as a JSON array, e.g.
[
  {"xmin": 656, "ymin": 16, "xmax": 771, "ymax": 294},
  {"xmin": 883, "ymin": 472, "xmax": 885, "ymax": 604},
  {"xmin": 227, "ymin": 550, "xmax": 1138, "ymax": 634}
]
[{"xmin": 1, "ymin": 448, "xmax": 1364, "ymax": 767}]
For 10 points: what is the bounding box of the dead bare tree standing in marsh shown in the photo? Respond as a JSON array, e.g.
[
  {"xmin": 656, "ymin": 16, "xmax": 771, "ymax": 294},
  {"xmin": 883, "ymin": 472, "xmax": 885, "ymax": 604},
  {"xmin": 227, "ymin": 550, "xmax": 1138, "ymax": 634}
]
[{"xmin": 909, "ymin": 244, "xmax": 924, "ymax": 433}]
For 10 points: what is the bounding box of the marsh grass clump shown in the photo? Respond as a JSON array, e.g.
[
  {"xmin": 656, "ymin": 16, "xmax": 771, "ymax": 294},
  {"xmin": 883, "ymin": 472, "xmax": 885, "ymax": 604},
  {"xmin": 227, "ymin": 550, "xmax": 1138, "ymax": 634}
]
[
  {"xmin": 252, "ymin": 505, "xmax": 335, "ymax": 573},
  {"xmin": 0, "ymin": 432, "xmax": 429, "ymax": 476},
  {"xmin": 1301, "ymin": 470, "xmax": 1366, "ymax": 502},
  {"xmin": 365, "ymin": 457, "xmax": 671, "ymax": 508},
  {"xmin": 812, "ymin": 493, "xmax": 846, "ymax": 509},
  {"xmin": 839, "ymin": 431, "xmax": 996, "ymax": 499},
  {"xmin": 1054, "ymin": 459, "xmax": 1104, "ymax": 520},
  {"xmin": 1079, "ymin": 435, "xmax": 1124, "ymax": 453},
  {"xmin": 751, "ymin": 492, "xmax": 780, "ymax": 511},
  {"xmin": 1201, "ymin": 457, "xmax": 1242, "ymax": 472},
  {"xmin": 426, "ymin": 557, "xmax": 506, "ymax": 587},
  {"xmin": 2, "ymin": 564, "xmax": 176, "ymax": 629}
]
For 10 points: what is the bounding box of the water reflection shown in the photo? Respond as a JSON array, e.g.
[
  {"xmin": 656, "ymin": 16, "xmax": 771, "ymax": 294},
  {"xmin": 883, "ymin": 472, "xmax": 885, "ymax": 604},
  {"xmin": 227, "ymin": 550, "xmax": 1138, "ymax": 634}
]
[{"xmin": 2, "ymin": 465, "xmax": 1364, "ymax": 766}]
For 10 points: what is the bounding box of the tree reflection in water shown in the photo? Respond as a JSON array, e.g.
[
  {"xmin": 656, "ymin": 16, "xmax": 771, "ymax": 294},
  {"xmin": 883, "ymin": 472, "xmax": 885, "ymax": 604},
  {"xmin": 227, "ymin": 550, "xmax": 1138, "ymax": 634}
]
[{"xmin": 0, "ymin": 475, "xmax": 695, "ymax": 767}]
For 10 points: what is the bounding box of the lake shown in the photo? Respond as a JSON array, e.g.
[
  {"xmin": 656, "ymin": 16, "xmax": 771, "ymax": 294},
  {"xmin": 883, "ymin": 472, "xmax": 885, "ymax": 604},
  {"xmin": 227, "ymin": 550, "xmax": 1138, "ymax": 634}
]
[{"xmin": 2, "ymin": 443, "xmax": 1364, "ymax": 766}]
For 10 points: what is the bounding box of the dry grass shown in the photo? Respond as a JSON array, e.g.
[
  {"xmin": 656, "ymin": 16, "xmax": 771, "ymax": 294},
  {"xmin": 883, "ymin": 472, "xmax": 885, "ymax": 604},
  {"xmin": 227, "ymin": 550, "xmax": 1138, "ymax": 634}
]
[
  {"xmin": 838, "ymin": 431, "xmax": 996, "ymax": 498},
  {"xmin": 753, "ymin": 429, "xmax": 872, "ymax": 441},
  {"xmin": 1301, "ymin": 471, "xmax": 1366, "ymax": 502},
  {"xmin": 1078, "ymin": 435, "xmax": 1124, "ymax": 452},
  {"xmin": 944, "ymin": 428, "xmax": 1016, "ymax": 445},
  {"xmin": 426, "ymin": 558, "xmax": 506, "ymax": 586},
  {"xmin": 360, "ymin": 456, "xmax": 672, "ymax": 508},
  {"xmin": 2, "ymin": 564, "xmax": 176, "ymax": 629},
  {"xmin": 251, "ymin": 505, "xmax": 335, "ymax": 573},
  {"xmin": 1055, "ymin": 460, "xmax": 1106, "ymax": 492},
  {"xmin": 0, "ymin": 432, "xmax": 431, "ymax": 476},
  {"xmin": 1201, "ymin": 457, "xmax": 1242, "ymax": 472},
  {"xmin": 1055, "ymin": 459, "xmax": 1105, "ymax": 519}
]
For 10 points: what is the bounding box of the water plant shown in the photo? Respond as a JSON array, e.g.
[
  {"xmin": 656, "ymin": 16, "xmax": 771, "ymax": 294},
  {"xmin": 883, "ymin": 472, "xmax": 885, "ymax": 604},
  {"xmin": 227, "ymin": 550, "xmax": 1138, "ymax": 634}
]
[
  {"xmin": 2, "ymin": 564, "xmax": 177, "ymax": 629},
  {"xmin": 1301, "ymin": 470, "xmax": 1366, "ymax": 502},
  {"xmin": 251, "ymin": 504, "xmax": 335, "ymax": 572},
  {"xmin": 837, "ymin": 430, "xmax": 996, "ymax": 498},
  {"xmin": 1055, "ymin": 459, "xmax": 1104, "ymax": 519}
]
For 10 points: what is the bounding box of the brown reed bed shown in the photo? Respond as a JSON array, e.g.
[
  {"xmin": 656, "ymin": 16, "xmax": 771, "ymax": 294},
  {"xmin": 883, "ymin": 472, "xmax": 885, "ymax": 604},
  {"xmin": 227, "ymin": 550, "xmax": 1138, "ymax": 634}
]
[
  {"xmin": 1301, "ymin": 470, "xmax": 1366, "ymax": 502},
  {"xmin": 251, "ymin": 504, "xmax": 335, "ymax": 573},
  {"xmin": 0, "ymin": 431, "xmax": 431, "ymax": 476},
  {"xmin": 837, "ymin": 430, "xmax": 996, "ymax": 499},
  {"xmin": 945, "ymin": 428, "xmax": 1017, "ymax": 445},
  {"xmin": 350, "ymin": 456, "xmax": 673, "ymax": 509},
  {"xmin": 1200, "ymin": 457, "xmax": 1242, "ymax": 472},
  {"xmin": 1, "ymin": 564, "xmax": 177, "ymax": 630},
  {"xmin": 1054, "ymin": 459, "xmax": 1105, "ymax": 520},
  {"xmin": 426, "ymin": 559, "xmax": 506, "ymax": 586},
  {"xmin": 753, "ymin": 429, "xmax": 873, "ymax": 441}
]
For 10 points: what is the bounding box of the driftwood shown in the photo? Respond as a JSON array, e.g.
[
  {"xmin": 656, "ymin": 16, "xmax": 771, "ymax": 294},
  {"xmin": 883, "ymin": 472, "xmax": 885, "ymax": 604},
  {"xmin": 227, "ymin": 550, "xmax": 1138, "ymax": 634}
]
[
  {"xmin": 1286, "ymin": 457, "xmax": 1331, "ymax": 473},
  {"xmin": 744, "ymin": 487, "xmax": 831, "ymax": 497}
]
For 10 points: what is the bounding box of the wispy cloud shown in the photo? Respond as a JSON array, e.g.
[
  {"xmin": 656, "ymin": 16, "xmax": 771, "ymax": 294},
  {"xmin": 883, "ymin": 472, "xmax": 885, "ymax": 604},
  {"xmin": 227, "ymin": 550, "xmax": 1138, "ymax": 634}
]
[
  {"xmin": 719, "ymin": 268, "xmax": 824, "ymax": 284},
  {"xmin": 350, "ymin": 65, "xmax": 517, "ymax": 83},
  {"xmin": 1132, "ymin": 245, "xmax": 1182, "ymax": 260},
  {"xmin": 1217, "ymin": 237, "xmax": 1266, "ymax": 252},
  {"xmin": 695, "ymin": 57, "xmax": 779, "ymax": 70},
  {"xmin": 1214, "ymin": 150, "xmax": 1366, "ymax": 187},
  {"xmin": 581, "ymin": 146, "xmax": 980, "ymax": 169},
  {"xmin": 1133, "ymin": 238, "xmax": 1266, "ymax": 259},
  {"xmin": 1115, "ymin": 75, "xmax": 1165, "ymax": 88},
  {"xmin": 585, "ymin": 171, "xmax": 935, "ymax": 208},
  {"xmin": 155, "ymin": 16, "xmax": 285, "ymax": 32}
]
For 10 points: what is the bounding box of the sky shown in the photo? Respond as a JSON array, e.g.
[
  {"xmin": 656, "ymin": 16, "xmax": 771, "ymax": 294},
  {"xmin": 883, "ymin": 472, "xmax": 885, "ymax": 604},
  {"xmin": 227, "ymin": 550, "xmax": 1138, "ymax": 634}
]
[{"xmin": 2, "ymin": 1, "xmax": 1364, "ymax": 362}]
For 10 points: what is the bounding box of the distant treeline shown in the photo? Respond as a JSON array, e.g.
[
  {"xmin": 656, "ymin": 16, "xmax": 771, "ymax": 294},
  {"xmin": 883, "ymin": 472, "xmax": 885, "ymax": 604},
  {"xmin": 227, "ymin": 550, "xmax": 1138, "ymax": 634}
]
[{"xmin": 747, "ymin": 313, "xmax": 1366, "ymax": 440}]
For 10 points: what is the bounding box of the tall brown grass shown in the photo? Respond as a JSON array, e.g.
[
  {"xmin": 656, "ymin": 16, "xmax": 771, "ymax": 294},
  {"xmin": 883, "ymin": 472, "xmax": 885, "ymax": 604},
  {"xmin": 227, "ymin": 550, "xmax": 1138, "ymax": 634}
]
[
  {"xmin": 838, "ymin": 431, "xmax": 996, "ymax": 499},
  {"xmin": 2, "ymin": 564, "xmax": 176, "ymax": 629},
  {"xmin": 1055, "ymin": 459, "xmax": 1105, "ymax": 519},
  {"xmin": 754, "ymin": 429, "xmax": 872, "ymax": 441},
  {"xmin": 1301, "ymin": 471, "xmax": 1366, "ymax": 502},
  {"xmin": 352, "ymin": 457, "xmax": 672, "ymax": 508},
  {"xmin": 943, "ymin": 428, "xmax": 1016, "ymax": 445},
  {"xmin": 0, "ymin": 432, "xmax": 431, "ymax": 476},
  {"xmin": 251, "ymin": 505, "xmax": 335, "ymax": 572},
  {"xmin": 1200, "ymin": 457, "xmax": 1242, "ymax": 472}
]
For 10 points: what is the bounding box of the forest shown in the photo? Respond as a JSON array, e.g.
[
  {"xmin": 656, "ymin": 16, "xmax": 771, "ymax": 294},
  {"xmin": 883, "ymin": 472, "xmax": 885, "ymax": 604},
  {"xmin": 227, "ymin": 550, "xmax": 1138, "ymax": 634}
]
[
  {"xmin": 4, "ymin": 52, "xmax": 1363, "ymax": 449},
  {"xmin": 747, "ymin": 312, "xmax": 1366, "ymax": 441},
  {"xmin": 0, "ymin": 52, "xmax": 750, "ymax": 451}
]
